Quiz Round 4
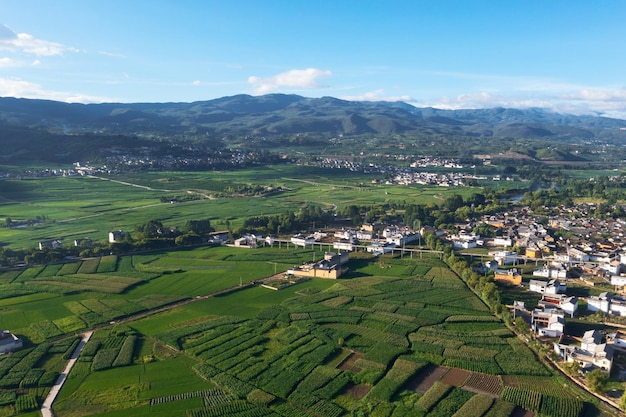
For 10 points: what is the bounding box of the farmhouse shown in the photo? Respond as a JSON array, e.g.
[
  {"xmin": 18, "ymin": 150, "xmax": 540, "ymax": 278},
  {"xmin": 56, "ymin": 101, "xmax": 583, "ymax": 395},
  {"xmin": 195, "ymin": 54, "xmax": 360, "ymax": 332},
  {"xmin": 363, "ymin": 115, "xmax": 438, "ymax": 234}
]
[
  {"xmin": 287, "ymin": 252, "xmax": 349, "ymax": 279},
  {"xmin": 539, "ymin": 294, "xmax": 578, "ymax": 317},
  {"xmin": 108, "ymin": 230, "xmax": 128, "ymax": 243},
  {"xmin": 531, "ymin": 306, "xmax": 565, "ymax": 338},
  {"xmin": 74, "ymin": 237, "xmax": 92, "ymax": 247},
  {"xmin": 493, "ymin": 268, "xmax": 522, "ymax": 286},
  {"xmin": 233, "ymin": 234, "xmax": 260, "ymax": 248},
  {"xmin": 333, "ymin": 239, "xmax": 355, "ymax": 252},
  {"xmin": 489, "ymin": 250, "xmax": 519, "ymax": 266},
  {"xmin": 587, "ymin": 292, "xmax": 626, "ymax": 316},
  {"xmin": 528, "ymin": 279, "xmax": 567, "ymax": 295},
  {"xmin": 38, "ymin": 239, "xmax": 62, "ymax": 250},
  {"xmin": 611, "ymin": 275, "xmax": 626, "ymax": 288},
  {"xmin": 554, "ymin": 329, "xmax": 614, "ymax": 375},
  {"xmin": 207, "ymin": 230, "xmax": 229, "ymax": 245},
  {"xmin": 0, "ymin": 330, "xmax": 23, "ymax": 354},
  {"xmin": 291, "ymin": 234, "xmax": 316, "ymax": 248},
  {"xmin": 366, "ymin": 242, "xmax": 395, "ymax": 256},
  {"xmin": 532, "ymin": 266, "xmax": 567, "ymax": 279},
  {"xmin": 525, "ymin": 246, "xmax": 542, "ymax": 259}
]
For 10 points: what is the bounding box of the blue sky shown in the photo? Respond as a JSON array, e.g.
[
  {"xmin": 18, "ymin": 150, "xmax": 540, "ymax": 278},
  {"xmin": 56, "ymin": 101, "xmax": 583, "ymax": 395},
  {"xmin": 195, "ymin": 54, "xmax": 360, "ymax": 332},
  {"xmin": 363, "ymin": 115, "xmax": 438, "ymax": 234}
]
[{"xmin": 1, "ymin": 0, "xmax": 626, "ymax": 118}]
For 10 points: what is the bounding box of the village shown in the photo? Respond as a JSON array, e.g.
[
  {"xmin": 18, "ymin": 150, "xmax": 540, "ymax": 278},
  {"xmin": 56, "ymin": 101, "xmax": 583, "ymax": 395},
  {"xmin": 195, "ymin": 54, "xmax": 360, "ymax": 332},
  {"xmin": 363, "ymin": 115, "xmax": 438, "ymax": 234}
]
[{"xmin": 229, "ymin": 199, "xmax": 626, "ymax": 383}]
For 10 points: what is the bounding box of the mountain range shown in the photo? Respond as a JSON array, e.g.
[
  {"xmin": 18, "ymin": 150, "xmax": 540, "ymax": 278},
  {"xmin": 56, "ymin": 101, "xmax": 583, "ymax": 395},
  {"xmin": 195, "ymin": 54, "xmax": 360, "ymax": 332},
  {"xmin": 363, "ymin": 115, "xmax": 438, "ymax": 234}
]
[{"xmin": 1, "ymin": 94, "xmax": 625, "ymax": 141}]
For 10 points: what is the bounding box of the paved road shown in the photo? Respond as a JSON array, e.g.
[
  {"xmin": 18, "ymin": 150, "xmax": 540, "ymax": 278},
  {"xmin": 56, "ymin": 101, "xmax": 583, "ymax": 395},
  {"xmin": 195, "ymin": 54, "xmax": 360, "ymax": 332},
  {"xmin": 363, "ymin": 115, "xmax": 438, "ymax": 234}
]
[{"xmin": 41, "ymin": 331, "xmax": 93, "ymax": 417}]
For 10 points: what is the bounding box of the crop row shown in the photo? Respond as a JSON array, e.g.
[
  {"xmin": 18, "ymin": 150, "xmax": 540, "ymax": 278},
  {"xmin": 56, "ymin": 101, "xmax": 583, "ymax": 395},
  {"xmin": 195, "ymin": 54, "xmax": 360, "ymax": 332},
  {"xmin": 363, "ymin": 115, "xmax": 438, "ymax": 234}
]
[
  {"xmin": 495, "ymin": 351, "xmax": 551, "ymax": 376},
  {"xmin": 500, "ymin": 386, "xmax": 542, "ymax": 411},
  {"xmin": 443, "ymin": 358, "xmax": 502, "ymax": 375},
  {"xmin": 416, "ymin": 381, "xmax": 452, "ymax": 412},
  {"xmin": 156, "ymin": 316, "xmax": 246, "ymax": 349},
  {"xmin": 443, "ymin": 345, "xmax": 498, "ymax": 360},
  {"xmin": 463, "ymin": 373, "xmax": 503, "ymax": 396},
  {"xmin": 188, "ymin": 400, "xmax": 274, "ymax": 417},
  {"xmin": 150, "ymin": 388, "xmax": 229, "ymax": 405},
  {"xmin": 112, "ymin": 335, "xmax": 136, "ymax": 367},
  {"xmin": 97, "ymin": 255, "xmax": 118, "ymax": 273},
  {"xmin": 15, "ymin": 393, "xmax": 38, "ymax": 413},
  {"xmin": 505, "ymin": 376, "xmax": 576, "ymax": 398},
  {"xmin": 78, "ymin": 258, "xmax": 100, "ymax": 274},
  {"xmin": 368, "ymin": 359, "xmax": 425, "ymax": 402},
  {"xmin": 540, "ymin": 395, "xmax": 584, "ymax": 417}
]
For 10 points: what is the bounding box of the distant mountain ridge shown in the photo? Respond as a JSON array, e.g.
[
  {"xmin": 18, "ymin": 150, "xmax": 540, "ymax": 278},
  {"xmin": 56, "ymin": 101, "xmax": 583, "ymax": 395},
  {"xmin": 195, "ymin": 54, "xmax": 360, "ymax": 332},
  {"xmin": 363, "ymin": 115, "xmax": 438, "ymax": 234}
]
[{"xmin": 0, "ymin": 94, "xmax": 625, "ymax": 140}]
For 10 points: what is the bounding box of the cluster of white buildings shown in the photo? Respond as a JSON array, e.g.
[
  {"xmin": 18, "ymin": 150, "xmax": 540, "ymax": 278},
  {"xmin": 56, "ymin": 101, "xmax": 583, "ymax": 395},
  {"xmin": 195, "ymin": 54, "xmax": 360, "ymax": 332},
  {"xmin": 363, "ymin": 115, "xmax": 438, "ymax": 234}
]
[
  {"xmin": 587, "ymin": 292, "xmax": 626, "ymax": 316},
  {"xmin": 331, "ymin": 224, "xmax": 420, "ymax": 255}
]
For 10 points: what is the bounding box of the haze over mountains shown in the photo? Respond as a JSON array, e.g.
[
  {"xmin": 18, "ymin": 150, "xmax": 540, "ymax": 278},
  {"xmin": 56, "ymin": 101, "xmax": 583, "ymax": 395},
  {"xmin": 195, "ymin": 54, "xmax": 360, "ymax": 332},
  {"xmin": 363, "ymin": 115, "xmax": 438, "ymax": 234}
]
[{"xmin": 1, "ymin": 94, "xmax": 625, "ymax": 142}]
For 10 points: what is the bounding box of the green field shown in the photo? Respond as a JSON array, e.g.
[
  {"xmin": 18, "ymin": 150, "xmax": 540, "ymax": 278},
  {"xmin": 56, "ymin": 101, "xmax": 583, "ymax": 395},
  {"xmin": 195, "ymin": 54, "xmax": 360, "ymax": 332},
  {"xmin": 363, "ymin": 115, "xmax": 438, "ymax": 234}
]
[{"xmin": 0, "ymin": 166, "xmax": 515, "ymax": 250}]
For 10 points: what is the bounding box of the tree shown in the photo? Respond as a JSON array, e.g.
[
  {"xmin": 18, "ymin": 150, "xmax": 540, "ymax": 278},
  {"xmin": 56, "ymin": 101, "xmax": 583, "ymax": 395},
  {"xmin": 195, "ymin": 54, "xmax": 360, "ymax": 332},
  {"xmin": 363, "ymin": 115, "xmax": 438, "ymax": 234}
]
[
  {"xmin": 563, "ymin": 361, "xmax": 580, "ymax": 377},
  {"xmin": 514, "ymin": 316, "xmax": 530, "ymax": 335},
  {"xmin": 443, "ymin": 194, "xmax": 464, "ymax": 211},
  {"xmin": 185, "ymin": 219, "xmax": 213, "ymax": 235},
  {"xmin": 586, "ymin": 369, "xmax": 608, "ymax": 393}
]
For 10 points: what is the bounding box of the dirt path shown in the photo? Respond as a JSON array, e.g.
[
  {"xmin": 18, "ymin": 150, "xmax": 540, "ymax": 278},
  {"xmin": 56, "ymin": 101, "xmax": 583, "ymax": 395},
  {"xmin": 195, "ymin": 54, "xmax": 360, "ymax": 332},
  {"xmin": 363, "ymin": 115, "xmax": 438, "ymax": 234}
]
[{"xmin": 41, "ymin": 331, "xmax": 93, "ymax": 417}]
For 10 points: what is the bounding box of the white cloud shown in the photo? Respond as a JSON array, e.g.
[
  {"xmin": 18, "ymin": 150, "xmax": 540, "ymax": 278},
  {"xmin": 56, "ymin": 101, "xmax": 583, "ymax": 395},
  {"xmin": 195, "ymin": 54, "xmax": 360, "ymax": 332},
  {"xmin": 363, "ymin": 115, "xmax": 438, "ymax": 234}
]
[
  {"xmin": 192, "ymin": 80, "xmax": 202, "ymax": 86},
  {"xmin": 342, "ymin": 89, "xmax": 414, "ymax": 102},
  {"xmin": 0, "ymin": 77, "xmax": 115, "ymax": 103},
  {"xmin": 0, "ymin": 57, "xmax": 15, "ymax": 67},
  {"xmin": 248, "ymin": 68, "xmax": 331, "ymax": 94},
  {"xmin": 415, "ymin": 87, "xmax": 626, "ymax": 119},
  {"xmin": 0, "ymin": 24, "xmax": 78, "ymax": 56},
  {"xmin": 98, "ymin": 50, "xmax": 126, "ymax": 58}
]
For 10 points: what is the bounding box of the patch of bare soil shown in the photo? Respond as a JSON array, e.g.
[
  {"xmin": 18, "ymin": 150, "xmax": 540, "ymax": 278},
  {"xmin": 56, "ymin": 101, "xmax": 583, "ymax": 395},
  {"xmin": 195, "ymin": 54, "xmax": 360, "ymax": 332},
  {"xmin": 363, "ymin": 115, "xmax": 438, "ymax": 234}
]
[
  {"xmin": 440, "ymin": 368, "xmax": 470, "ymax": 387},
  {"xmin": 343, "ymin": 382, "xmax": 371, "ymax": 399},
  {"xmin": 405, "ymin": 364, "xmax": 449, "ymax": 394},
  {"xmin": 338, "ymin": 351, "xmax": 363, "ymax": 373}
]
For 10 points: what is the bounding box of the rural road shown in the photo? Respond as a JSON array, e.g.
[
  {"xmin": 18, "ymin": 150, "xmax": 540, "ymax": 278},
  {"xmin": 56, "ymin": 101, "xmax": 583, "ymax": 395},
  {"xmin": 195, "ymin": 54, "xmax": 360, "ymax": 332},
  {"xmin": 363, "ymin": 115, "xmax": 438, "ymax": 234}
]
[{"xmin": 41, "ymin": 331, "xmax": 93, "ymax": 417}]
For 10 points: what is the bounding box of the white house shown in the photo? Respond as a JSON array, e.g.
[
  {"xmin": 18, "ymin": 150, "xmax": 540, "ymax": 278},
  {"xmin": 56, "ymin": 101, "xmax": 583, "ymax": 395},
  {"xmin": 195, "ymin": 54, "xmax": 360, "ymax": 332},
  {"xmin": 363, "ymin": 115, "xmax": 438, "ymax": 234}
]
[
  {"xmin": 587, "ymin": 292, "xmax": 626, "ymax": 316},
  {"xmin": 356, "ymin": 230, "xmax": 374, "ymax": 240},
  {"xmin": 587, "ymin": 292, "xmax": 612, "ymax": 314},
  {"xmin": 600, "ymin": 260, "xmax": 622, "ymax": 276},
  {"xmin": 453, "ymin": 239, "xmax": 477, "ymax": 249},
  {"xmin": 38, "ymin": 239, "xmax": 63, "ymax": 250},
  {"xmin": 291, "ymin": 234, "xmax": 316, "ymax": 247},
  {"xmin": 489, "ymin": 250, "xmax": 519, "ymax": 266},
  {"xmin": 532, "ymin": 307, "xmax": 565, "ymax": 338},
  {"xmin": 567, "ymin": 247, "xmax": 590, "ymax": 263},
  {"xmin": 532, "ymin": 266, "xmax": 567, "ymax": 279},
  {"xmin": 367, "ymin": 242, "xmax": 395, "ymax": 255},
  {"xmin": 0, "ymin": 330, "xmax": 22, "ymax": 354},
  {"xmin": 493, "ymin": 237, "xmax": 513, "ymax": 247},
  {"xmin": 611, "ymin": 275, "xmax": 626, "ymax": 287},
  {"xmin": 529, "ymin": 279, "xmax": 567, "ymax": 294},
  {"xmin": 610, "ymin": 297, "xmax": 626, "ymax": 316},
  {"xmin": 540, "ymin": 294, "xmax": 578, "ymax": 317},
  {"xmin": 333, "ymin": 239, "xmax": 354, "ymax": 252},
  {"xmin": 109, "ymin": 230, "xmax": 128, "ymax": 243},
  {"xmin": 554, "ymin": 330, "xmax": 613, "ymax": 375}
]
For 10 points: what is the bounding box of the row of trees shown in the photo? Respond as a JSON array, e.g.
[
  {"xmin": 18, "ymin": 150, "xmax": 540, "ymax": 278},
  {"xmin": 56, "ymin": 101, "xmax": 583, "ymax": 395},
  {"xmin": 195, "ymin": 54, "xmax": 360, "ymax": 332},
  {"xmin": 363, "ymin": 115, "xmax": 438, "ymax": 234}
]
[
  {"xmin": 238, "ymin": 205, "xmax": 333, "ymax": 236},
  {"xmin": 0, "ymin": 218, "xmax": 216, "ymax": 267}
]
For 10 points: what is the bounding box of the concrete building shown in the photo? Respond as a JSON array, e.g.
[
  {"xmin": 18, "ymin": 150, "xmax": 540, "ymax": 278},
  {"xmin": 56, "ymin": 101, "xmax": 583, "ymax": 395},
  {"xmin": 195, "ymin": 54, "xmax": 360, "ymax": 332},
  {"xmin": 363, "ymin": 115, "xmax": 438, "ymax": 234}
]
[{"xmin": 287, "ymin": 252, "xmax": 349, "ymax": 279}]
